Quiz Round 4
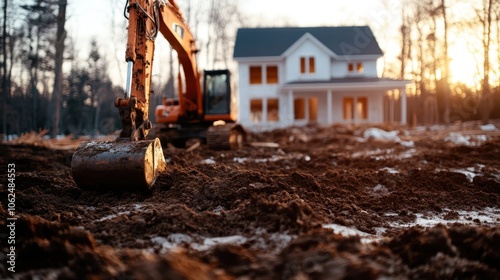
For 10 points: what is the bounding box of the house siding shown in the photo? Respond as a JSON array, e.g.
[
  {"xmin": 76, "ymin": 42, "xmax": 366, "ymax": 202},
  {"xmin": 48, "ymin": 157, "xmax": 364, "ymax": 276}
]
[
  {"xmin": 237, "ymin": 62, "xmax": 284, "ymax": 129},
  {"xmin": 285, "ymin": 40, "xmax": 331, "ymax": 82},
  {"xmin": 233, "ymin": 26, "xmax": 411, "ymax": 131}
]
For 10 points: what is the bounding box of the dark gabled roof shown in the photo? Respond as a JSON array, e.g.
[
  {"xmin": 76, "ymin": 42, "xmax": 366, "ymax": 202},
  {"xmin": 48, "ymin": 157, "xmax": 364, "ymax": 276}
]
[{"xmin": 233, "ymin": 26, "xmax": 383, "ymax": 58}]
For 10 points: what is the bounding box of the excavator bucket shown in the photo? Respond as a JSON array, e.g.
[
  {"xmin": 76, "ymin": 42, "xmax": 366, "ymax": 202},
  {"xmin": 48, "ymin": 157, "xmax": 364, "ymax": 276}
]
[
  {"xmin": 206, "ymin": 123, "xmax": 246, "ymax": 150},
  {"xmin": 71, "ymin": 138, "xmax": 166, "ymax": 191}
]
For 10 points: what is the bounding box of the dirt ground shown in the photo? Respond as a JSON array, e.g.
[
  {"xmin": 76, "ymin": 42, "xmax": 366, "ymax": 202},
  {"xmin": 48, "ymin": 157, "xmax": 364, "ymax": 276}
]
[{"xmin": 0, "ymin": 122, "xmax": 499, "ymax": 279}]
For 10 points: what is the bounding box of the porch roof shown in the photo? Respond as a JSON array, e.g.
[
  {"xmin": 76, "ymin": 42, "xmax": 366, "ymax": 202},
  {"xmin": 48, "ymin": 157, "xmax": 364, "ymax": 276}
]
[{"xmin": 282, "ymin": 77, "xmax": 412, "ymax": 91}]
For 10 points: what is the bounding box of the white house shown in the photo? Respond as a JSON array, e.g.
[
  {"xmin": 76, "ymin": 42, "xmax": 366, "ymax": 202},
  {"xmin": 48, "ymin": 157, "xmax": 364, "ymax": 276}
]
[{"xmin": 232, "ymin": 26, "xmax": 412, "ymax": 131}]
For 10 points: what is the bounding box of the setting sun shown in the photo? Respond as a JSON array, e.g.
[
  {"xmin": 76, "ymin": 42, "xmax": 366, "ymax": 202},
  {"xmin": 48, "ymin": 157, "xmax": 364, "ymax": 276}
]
[
  {"xmin": 448, "ymin": 42, "xmax": 484, "ymax": 88},
  {"xmin": 450, "ymin": 46, "xmax": 482, "ymax": 87}
]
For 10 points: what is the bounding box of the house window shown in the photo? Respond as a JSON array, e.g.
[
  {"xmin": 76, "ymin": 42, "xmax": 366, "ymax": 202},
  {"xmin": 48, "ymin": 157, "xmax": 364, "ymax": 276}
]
[
  {"xmin": 250, "ymin": 99, "xmax": 263, "ymax": 123},
  {"xmin": 294, "ymin": 98, "xmax": 306, "ymax": 119},
  {"xmin": 348, "ymin": 63, "xmax": 354, "ymax": 72},
  {"xmin": 356, "ymin": 63, "xmax": 364, "ymax": 73},
  {"xmin": 249, "ymin": 66, "xmax": 262, "ymax": 84},
  {"xmin": 348, "ymin": 62, "xmax": 364, "ymax": 73},
  {"xmin": 309, "ymin": 57, "xmax": 315, "ymax": 73},
  {"xmin": 308, "ymin": 97, "xmax": 318, "ymax": 121},
  {"xmin": 266, "ymin": 66, "xmax": 278, "ymax": 84},
  {"xmin": 357, "ymin": 97, "xmax": 368, "ymax": 120},
  {"xmin": 343, "ymin": 97, "xmax": 354, "ymax": 120},
  {"xmin": 267, "ymin": 98, "xmax": 279, "ymax": 122},
  {"xmin": 300, "ymin": 56, "xmax": 315, "ymax": 74}
]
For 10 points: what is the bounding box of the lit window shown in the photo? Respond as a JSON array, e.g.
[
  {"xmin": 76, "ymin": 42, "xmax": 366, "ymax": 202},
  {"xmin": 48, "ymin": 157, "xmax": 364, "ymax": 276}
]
[
  {"xmin": 249, "ymin": 66, "xmax": 262, "ymax": 84},
  {"xmin": 266, "ymin": 66, "xmax": 278, "ymax": 84},
  {"xmin": 348, "ymin": 63, "xmax": 354, "ymax": 72},
  {"xmin": 309, "ymin": 57, "xmax": 315, "ymax": 73},
  {"xmin": 348, "ymin": 62, "xmax": 363, "ymax": 73},
  {"xmin": 357, "ymin": 63, "xmax": 364, "ymax": 73},
  {"xmin": 267, "ymin": 98, "xmax": 279, "ymax": 122},
  {"xmin": 294, "ymin": 98, "xmax": 306, "ymax": 119},
  {"xmin": 250, "ymin": 99, "xmax": 263, "ymax": 123},
  {"xmin": 357, "ymin": 97, "xmax": 368, "ymax": 119},
  {"xmin": 300, "ymin": 57, "xmax": 315, "ymax": 74},
  {"xmin": 343, "ymin": 97, "xmax": 354, "ymax": 120}
]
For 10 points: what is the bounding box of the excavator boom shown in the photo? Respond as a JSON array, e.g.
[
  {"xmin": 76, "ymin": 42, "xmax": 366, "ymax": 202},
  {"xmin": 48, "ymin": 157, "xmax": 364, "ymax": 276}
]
[
  {"xmin": 71, "ymin": 0, "xmax": 177, "ymax": 191},
  {"xmin": 71, "ymin": 0, "xmax": 244, "ymax": 191}
]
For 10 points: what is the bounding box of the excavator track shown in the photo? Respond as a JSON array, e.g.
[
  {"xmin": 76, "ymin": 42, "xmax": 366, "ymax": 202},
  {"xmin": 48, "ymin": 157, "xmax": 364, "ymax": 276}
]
[{"xmin": 206, "ymin": 123, "xmax": 245, "ymax": 150}]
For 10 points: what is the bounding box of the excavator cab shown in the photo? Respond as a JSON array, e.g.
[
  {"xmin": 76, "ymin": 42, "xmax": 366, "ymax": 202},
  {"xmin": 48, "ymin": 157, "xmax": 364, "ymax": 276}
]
[{"xmin": 204, "ymin": 70, "xmax": 231, "ymax": 116}]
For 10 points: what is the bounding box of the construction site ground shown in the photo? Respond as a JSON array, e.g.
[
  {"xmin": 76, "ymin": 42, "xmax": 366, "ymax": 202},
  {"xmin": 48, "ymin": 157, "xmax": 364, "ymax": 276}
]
[{"xmin": 1, "ymin": 121, "xmax": 499, "ymax": 279}]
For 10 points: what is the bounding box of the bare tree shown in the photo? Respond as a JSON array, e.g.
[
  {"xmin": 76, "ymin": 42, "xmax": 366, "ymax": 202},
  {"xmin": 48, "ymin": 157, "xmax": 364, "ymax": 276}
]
[
  {"xmin": 497, "ymin": 7, "xmax": 500, "ymax": 86},
  {"xmin": 440, "ymin": 0, "xmax": 450, "ymax": 124},
  {"xmin": 51, "ymin": 0, "xmax": 66, "ymax": 138},
  {"xmin": 400, "ymin": 3, "xmax": 411, "ymax": 80},
  {"xmin": 477, "ymin": 0, "xmax": 495, "ymax": 124},
  {"xmin": 20, "ymin": 1, "xmax": 58, "ymax": 130},
  {"xmin": 88, "ymin": 38, "xmax": 106, "ymax": 135},
  {"xmin": 2, "ymin": 0, "xmax": 8, "ymax": 139},
  {"xmin": 205, "ymin": 0, "xmax": 242, "ymax": 69}
]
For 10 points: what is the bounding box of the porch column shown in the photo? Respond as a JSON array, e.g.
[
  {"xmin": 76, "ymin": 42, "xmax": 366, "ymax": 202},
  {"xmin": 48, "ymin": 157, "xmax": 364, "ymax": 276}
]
[
  {"xmin": 305, "ymin": 97, "xmax": 310, "ymax": 123},
  {"xmin": 288, "ymin": 90, "xmax": 294, "ymax": 125},
  {"xmin": 262, "ymin": 98, "xmax": 268, "ymax": 125},
  {"xmin": 389, "ymin": 90, "xmax": 394, "ymax": 123},
  {"xmin": 353, "ymin": 97, "xmax": 358, "ymax": 124},
  {"xmin": 327, "ymin": 90, "xmax": 333, "ymax": 124},
  {"xmin": 401, "ymin": 87, "xmax": 407, "ymax": 124}
]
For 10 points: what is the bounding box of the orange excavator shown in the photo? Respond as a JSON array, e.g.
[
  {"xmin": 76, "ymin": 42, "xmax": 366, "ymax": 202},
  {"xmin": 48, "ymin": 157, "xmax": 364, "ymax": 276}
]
[{"xmin": 71, "ymin": 0, "xmax": 244, "ymax": 191}]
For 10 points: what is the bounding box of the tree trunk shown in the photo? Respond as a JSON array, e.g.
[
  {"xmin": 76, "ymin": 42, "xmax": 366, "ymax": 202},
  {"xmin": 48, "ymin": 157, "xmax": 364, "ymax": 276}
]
[
  {"xmin": 51, "ymin": 0, "xmax": 67, "ymax": 138},
  {"xmin": 2, "ymin": 0, "xmax": 7, "ymax": 139},
  {"xmin": 481, "ymin": 0, "xmax": 493, "ymax": 125},
  {"xmin": 400, "ymin": 5, "xmax": 407, "ymax": 80},
  {"xmin": 441, "ymin": 0, "xmax": 450, "ymax": 124}
]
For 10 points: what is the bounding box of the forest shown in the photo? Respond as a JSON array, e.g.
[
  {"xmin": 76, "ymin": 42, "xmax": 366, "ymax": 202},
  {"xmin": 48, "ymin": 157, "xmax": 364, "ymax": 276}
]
[{"xmin": 1, "ymin": 0, "xmax": 500, "ymax": 140}]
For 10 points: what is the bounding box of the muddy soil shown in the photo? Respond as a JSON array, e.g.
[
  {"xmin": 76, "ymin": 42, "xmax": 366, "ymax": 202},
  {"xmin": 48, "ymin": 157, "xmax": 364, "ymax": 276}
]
[{"xmin": 0, "ymin": 124, "xmax": 499, "ymax": 279}]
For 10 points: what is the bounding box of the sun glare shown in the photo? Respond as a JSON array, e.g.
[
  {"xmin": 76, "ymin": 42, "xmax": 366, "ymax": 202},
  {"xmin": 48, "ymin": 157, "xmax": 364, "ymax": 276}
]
[{"xmin": 448, "ymin": 43, "xmax": 481, "ymax": 88}]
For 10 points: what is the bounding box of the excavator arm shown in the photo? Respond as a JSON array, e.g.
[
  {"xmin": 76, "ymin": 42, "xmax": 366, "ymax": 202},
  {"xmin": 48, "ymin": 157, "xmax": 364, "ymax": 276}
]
[
  {"xmin": 71, "ymin": 0, "xmax": 244, "ymax": 191},
  {"xmin": 71, "ymin": 0, "xmax": 204, "ymax": 191},
  {"xmin": 154, "ymin": 0, "xmax": 202, "ymax": 117},
  {"xmin": 117, "ymin": 0, "xmax": 201, "ymax": 141}
]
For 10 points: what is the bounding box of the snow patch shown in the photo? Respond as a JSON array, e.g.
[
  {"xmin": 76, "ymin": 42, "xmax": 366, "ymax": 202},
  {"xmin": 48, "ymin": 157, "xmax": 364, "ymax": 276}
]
[
  {"xmin": 233, "ymin": 157, "xmax": 247, "ymax": 163},
  {"xmin": 371, "ymin": 184, "xmax": 389, "ymax": 195},
  {"xmin": 191, "ymin": 235, "xmax": 248, "ymax": 251},
  {"xmin": 380, "ymin": 167, "xmax": 399, "ymax": 174},
  {"xmin": 451, "ymin": 169, "xmax": 478, "ymax": 182},
  {"xmin": 323, "ymin": 224, "xmax": 371, "ymax": 238},
  {"xmin": 151, "ymin": 234, "xmax": 194, "ymax": 252},
  {"xmin": 212, "ymin": 205, "xmax": 224, "ymax": 215},
  {"xmin": 362, "ymin": 128, "xmax": 414, "ymax": 147},
  {"xmin": 233, "ymin": 153, "xmax": 309, "ymax": 164},
  {"xmin": 363, "ymin": 128, "xmax": 399, "ymax": 142},
  {"xmin": 96, "ymin": 211, "xmax": 130, "ymax": 222},
  {"xmin": 388, "ymin": 207, "xmax": 500, "ymax": 228},
  {"xmin": 444, "ymin": 132, "xmax": 488, "ymax": 146},
  {"xmin": 480, "ymin": 124, "xmax": 497, "ymax": 131},
  {"xmin": 95, "ymin": 203, "xmax": 146, "ymax": 222},
  {"xmin": 202, "ymin": 158, "xmax": 217, "ymax": 164},
  {"xmin": 323, "ymin": 224, "xmax": 380, "ymax": 243},
  {"xmin": 437, "ymin": 165, "xmax": 485, "ymax": 182}
]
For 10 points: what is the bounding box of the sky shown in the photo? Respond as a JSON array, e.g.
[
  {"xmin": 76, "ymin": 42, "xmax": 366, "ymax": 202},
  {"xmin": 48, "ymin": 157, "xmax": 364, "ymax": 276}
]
[
  {"xmin": 65, "ymin": 0, "xmax": 489, "ymax": 89},
  {"xmin": 66, "ymin": 0, "xmax": 405, "ymax": 87}
]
